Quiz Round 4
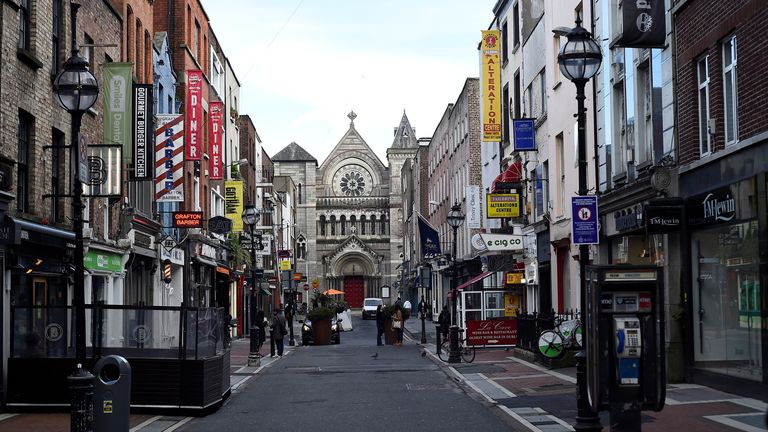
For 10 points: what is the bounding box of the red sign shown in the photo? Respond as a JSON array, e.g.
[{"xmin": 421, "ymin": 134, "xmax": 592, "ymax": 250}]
[
  {"xmin": 172, "ymin": 211, "xmax": 203, "ymax": 228},
  {"xmin": 293, "ymin": 272, "xmax": 302, "ymax": 281},
  {"xmin": 303, "ymin": 283, "xmax": 309, "ymax": 291},
  {"xmin": 466, "ymin": 319, "xmax": 518, "ymax": 346},
  {"xmin": 185, "ymin": 70, "xmax": 203, "ymax": 161},
  {"xmin": 208, "ymin": 101, "xmax": 223, "ymax": 179},
  {"xmin": 639, "ymin": 293, "xmax": 652, "ymax": 311}
]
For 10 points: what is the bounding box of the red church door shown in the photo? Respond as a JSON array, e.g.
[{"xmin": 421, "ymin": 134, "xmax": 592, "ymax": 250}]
[{"xmin": 343, "ymin": 276, "xmax": 364, "ymax": 308}]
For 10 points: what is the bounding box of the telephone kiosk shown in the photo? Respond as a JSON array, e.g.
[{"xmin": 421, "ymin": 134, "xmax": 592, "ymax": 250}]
[{"xmin": 585, "ymin": 265, "xmax": 666, "ymax": 431}]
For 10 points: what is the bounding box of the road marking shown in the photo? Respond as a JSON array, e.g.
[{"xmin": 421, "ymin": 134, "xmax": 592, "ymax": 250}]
[
  {"xmin": 477, "ymin": 373, "xmax": 517, "ymax": 398},
  {"xmin": 130, "ymin": 415, "xmax": 163, "ymax": 431},
  {"xmin": 164, "ymin": 416, "xmax": 194, "ymax": 432},
  {"xmin": 507, "ymin": 356, "xmax": 577, "ymax": 384},
  {"xmin": 0, "ymin": 414, "xmax": 18, "ymax": 422},
  {"xmin": 703, "ymin": 413, "xmax": 767, "ymax": 432}
]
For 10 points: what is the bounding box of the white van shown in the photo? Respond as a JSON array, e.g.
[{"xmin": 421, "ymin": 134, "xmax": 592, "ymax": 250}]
[{"xmin": 362, "ymin": 298, "xmax": 383, "ymax": 320}]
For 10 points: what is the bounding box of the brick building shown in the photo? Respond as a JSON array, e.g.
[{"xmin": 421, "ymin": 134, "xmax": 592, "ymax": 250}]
[{"xmin": 672, "ymin": 0, "xmax": 768, "ymax": 398}]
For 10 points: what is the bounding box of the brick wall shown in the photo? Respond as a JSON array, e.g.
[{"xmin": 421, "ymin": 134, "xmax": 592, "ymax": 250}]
[{"xmin": 675, "ymin": 0, "xmax": 768, "ymax": 165}]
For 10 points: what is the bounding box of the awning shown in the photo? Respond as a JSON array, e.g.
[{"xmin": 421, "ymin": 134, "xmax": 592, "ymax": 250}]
[
  {"xmin": 456, "ymin": 271, "xmax": 492, "ymax": 291},
  {"xmin": 491, "ymin": 161, "xmax": 523, "ymax": 192}
]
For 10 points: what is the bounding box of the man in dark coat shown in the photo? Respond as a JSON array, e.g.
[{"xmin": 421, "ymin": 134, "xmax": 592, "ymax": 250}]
[
  {"xmin": 438, "ymin": 306, "xmax": 450, "ymax": 340},
  {"xmin": 375, "ymin": 305, "xmax": 385, "ymax": 346},
  {"xmin": 270, "ymin": 309, "xmax": 287, "ymax": 356}
]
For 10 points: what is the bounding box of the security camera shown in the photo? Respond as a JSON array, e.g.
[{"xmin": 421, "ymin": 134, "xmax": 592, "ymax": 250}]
[{"xmin": 399, "ymin": 253, "xmax": 404, "ymax": 259}]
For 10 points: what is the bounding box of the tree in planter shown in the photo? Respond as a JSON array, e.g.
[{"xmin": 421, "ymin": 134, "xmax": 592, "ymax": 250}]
[{"xmin": 307, "ymin": 290, "xmax": 338, "ymax": 345}]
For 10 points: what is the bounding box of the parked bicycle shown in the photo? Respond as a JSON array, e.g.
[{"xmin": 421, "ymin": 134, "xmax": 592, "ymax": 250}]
[
  {"xmin": 438, "ymin": 329, "xmax": 476, "ymax": 363},
  {"xmin": 537, "ymin": 316, "xmax": 582, "ymax": 359}
]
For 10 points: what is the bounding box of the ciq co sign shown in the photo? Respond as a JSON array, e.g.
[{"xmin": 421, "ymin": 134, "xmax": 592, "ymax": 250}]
[
  {"xmin": 486, "ymin": 238, "xmax": 521, "ymax": 248},
  {"xmin": 478, "ymin": 233, "xmax": 524, "ymax": 251}
]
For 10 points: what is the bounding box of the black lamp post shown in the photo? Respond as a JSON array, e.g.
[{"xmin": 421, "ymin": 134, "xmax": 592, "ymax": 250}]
[
  {"xmin": 446, "ymin": 202, "xmax": 464, "ymax": 363},
  {"xmin": 53, "ymin": 3, "xmax": 99, "ymax": 431},
  {"xmin": 555, "ymin": 19, "xmax": 602, "ymax": 432},
  {"xmin": 241, "ymin": 204, "xmax": 261, "ymax": 366}
]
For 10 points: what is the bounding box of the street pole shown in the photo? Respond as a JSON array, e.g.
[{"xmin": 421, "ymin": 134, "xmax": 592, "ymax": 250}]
[
  {"xmin": 448, "ymin": 224, "xmax": 461, "ymax": 363},
  {"xmin": 247, "ymin": 223, "xmax": 260, "ymax": 366},
  {"xmin": 288, "ymin": 280, "xmax": 296, "ymax": 346}
]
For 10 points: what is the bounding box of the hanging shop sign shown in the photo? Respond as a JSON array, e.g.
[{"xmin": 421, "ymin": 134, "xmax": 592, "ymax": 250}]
[
  {"xmin": 644, "ymin": 202, "xmax": 683, "ymax": 234},
  {"xmin": 486, "ymin": 193, "xmax": 520, "ymax": 218},
  {"xmin": 172, "ymin": 211, "xmax": 203, "ymax": 228},
  {"xmin": 616, "ymin": 0, "xmax": 666, "ymax": 48},
  {"xmin": 505, "ymin": 272, "xmax": 525, "ymax": 284},
  {"xmin": 513, "ymin": 119, "xmax": 536, "ymax": 151},
  {"xmin": 224, "ymin": 180, "xmax": 244, "ymax": 232},
  {"xmin": 132, "ymin": 84, "xmax": 153, "ymax": 179},
  {"xmin": 83, "ymin": 144, "xmax": 122, "ymax": 197},
  {"xmin": 466, "ymin": 186, "xmax": 482, "ymax": 228},
  {"xmin": 279, "ymin": 260, "xmax": 292, "ymax": 271},
  {"xmin": 466, "ymin": 319, "xmax": 517, "ymax": 346},
  {"xmin": 208, "ymin": 101, "xmax": 224, "ymax": 180},
  {"xmin": 208, "ymin": 215, "xmax": 232, "ymax": 235},
  {"xmin": 185, "ymin": 69, "xmax": 203, "ymax": 161},
  {"xmin": 103, "ymin": 63, "xmax": 133, "ymax": 161},
  {"xmin": 481, "ymin": 30, "xmax": 501, "ymax": 142},
  {"xmin": 479, "ymin": 233, "xmax": 524, "ymax": 252},
  {"xmin": 155, "ymin": 114, "xmax": 184, "ymax": 202}
]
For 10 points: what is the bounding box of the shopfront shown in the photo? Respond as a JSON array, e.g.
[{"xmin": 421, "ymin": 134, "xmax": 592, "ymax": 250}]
[{"xmin": 686, "ymin": 179, "xmax": 764, "ymax": 384}]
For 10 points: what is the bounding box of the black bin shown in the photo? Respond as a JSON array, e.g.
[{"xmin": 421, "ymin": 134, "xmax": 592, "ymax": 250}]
[{"xmin": 93, "ymin": 355, "xmax": 131, "ymax": 432}]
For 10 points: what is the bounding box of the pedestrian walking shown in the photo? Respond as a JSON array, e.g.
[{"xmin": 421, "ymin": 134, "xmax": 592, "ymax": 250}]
[
  {"xmin": 270, "ymin": 309, "xmax": 288, "ymax": 356},
  {"xmin": 375, "ymin": 305, "xmax": 385, "ymax": 346},
  {"xmin": 418, "ymin": 296, "xmax": 427, "ymax": 320},
  {"xmin": 438, "ymin": 306, "xmax": 450, "ymax": 339},
  {"xmin": 391, "ymin": 304, "xmax": 404, "ymax": 346}
]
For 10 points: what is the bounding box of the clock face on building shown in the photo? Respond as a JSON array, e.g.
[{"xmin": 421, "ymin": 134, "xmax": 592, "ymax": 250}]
[{"xmin": 333, "ymin": 164, "xmax": 373, "ymax": 197}]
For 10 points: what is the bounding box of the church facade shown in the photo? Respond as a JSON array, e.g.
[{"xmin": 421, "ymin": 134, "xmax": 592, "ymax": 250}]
[{"xmin": 272, "ymin": 112, "xmax": 419, "ymax": 308}]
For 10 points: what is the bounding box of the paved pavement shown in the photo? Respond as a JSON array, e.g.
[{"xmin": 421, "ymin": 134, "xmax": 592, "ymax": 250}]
[{"xmin": 1, "ymin": 314, "xmax": 766, "ymax": 431}]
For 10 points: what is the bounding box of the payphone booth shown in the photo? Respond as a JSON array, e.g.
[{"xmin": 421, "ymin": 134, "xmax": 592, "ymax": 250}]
[{"xmin": 585, "ymin": 265, "xmax": 665, "ymax": 430}]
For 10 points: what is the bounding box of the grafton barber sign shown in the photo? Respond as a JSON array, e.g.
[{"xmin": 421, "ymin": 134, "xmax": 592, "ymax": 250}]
[{"xmin": 466, "ymin": 319, "xmax": 518, "ymax": 346}]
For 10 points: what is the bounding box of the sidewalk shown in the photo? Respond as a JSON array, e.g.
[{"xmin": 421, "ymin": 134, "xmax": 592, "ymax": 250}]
[
  {"xmin": 404, "ymin": 317, "xmax": 768, "ymax": 432},
  {"xmin": 0, "ymin": 323, "xmax": 299, "ymax": 432}
]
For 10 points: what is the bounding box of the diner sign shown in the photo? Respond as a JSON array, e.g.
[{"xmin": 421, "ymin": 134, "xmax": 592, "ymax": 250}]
[{"xmin": 185, "ymin": 70, "xmax": 203, "ymax": 161}]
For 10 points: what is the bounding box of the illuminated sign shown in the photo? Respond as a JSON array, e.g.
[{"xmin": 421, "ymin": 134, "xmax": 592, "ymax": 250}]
[{"xmin": 172, "ymin": 211, "xmax": 203, "ymax": 228}]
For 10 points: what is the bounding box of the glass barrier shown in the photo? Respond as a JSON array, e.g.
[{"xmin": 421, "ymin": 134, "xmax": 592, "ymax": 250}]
[{"xmin": 12, "ymin": 306, "xmax": 73, "ymax": 358}]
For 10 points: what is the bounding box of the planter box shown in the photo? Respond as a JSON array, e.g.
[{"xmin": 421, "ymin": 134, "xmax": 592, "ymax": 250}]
[{"xmin": 312, "ymin": 319, "xmax": 332, "ymax": 345}]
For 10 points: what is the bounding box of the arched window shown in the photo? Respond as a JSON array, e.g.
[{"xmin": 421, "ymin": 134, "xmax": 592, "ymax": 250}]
[
  {"xmin": 360, "ymin": 215, "xmax": 367, "ymax": 235},
  {"xmin": 370, "ymin": 215, "xmax": 377, "ymax": 235},
  {"xmin": 380, "ymin": 214, "xmax": 387, "ymax": 234},
  {"xmin": 298, "ymin": 183, "xmax": 302, "ymax": 204},
  {"xmin": 350, "ymin": 215, "xmax": 356, "ymax": 233},
  {"xmin": 330, "ymin": 216, "xmax": 336, "ymax": 235},
  {"xmin": 340, "ymin": 215, "xmax": 346, "ymax": 235},
  {"xmin": 319, "ymin": 216, "xmax": 326, "ymax": 236}
]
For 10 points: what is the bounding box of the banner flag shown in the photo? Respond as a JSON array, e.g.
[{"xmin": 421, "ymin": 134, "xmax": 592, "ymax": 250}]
[
  {"xmin": 481, "ymin": 30, "xmax": 501, "ymax": 142},
  {"xmin": 209, "ymin": 101, "xmax": 224, "ymax": 180},
  {"xmin": 224, "ymin": 180, "xmax": 244, "ymax": 232},
  {"xmin": 418, "ymin": 213, "xmax": 442, "ymax": 259},
  {"xmin": 155, "ymin": 114, "xmax": 184, "ymax": 202},
  {"xmin": 132, "ymin": 84, "xmax": 153, "ymax": 179},
  {"xmin": 185, "ymin": 70, "xmax": 203, "ymax": 161},
  {"xmin": 617, "ymin": 0, "xmax": 666, "ymax": 48},
  {"xmin": 103, "ymin": 63, "xmax": 133, "ymax": 160}
]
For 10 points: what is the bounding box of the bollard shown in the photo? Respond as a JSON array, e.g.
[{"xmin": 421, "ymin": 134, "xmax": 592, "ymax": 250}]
[
  {"xmin": 435, "ymin": 324, "xmax": 442, "ymax": 355},
  {"xmin": 93, "ymin": 355, "xmax": 131, "ymax": 432}
]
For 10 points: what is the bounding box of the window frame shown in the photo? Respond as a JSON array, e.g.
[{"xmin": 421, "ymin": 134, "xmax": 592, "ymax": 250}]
[
  {"xmin": 18, "ymin": 0, "xmax": 30, "ymax": 50},
  {"xmin": 17, "ymin": 111, "xmax": 32, "ymax": 213},
  {"xmin": 697, "ymin": 55, "xmax": 712, "ymax": 156},
  {"xmin": 722, "ymin": 35, "xmax": 738, "ymax": 146}
]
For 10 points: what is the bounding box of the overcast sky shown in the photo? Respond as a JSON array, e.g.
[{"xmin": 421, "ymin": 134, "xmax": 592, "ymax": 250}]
[{"xmin": 200, "ymin": 0, "xmax": 495, "ymax": 164}]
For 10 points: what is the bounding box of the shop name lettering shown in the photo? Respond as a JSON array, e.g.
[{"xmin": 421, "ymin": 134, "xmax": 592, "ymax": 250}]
[
  {"xmin": 649, "ymin": 216, "xmax": 679, "ymax": 226},
  {"xmin": 702, "ymin": 193, "xmax": 735, "ymax": 221},
  {"xmin": 486, "ymin": 238, "xmax": 521, "ymax": 247},
  {"xmin": 135, "ymin": 87, "xmax": 147, "ymax": 176},
  {"xmin": 615, "ymin": 212, "xmax": 641, "ymax": 232}
]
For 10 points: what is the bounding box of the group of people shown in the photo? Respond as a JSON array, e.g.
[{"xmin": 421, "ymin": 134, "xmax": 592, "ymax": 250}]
[
  {"xmin": 374, "ymin": 297, "xmax": 452, "ymax": 346},
  {"xmin": 224, "ymin": 306, "xmax": 291, "ymax": 357}
]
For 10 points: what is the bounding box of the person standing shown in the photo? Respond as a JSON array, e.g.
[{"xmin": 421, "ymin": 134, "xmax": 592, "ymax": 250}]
[
  {"xmin": 391, "ymin": 304, "xmax": 404, "ymax": 346},
  {"xmin": 271, "ymin": 309, "xmax": 287, "ymax": 357},
  {"xmin": 375, "ymin": 305, "xmax": 385, "ymax": 346},
  {"xmin": 418, "ymin": 296, "xmax": 427, "ymax": 319},
  {"xmin": 438, "ymin": 306, "xmax": 450, "ymax": 340}
]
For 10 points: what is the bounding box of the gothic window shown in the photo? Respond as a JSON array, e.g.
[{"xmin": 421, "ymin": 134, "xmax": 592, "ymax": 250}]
[
  {"xmin": 360, "ymin": 215, "xmax": 367, "ymax": 235},
  {"xmin": 350, "ymin": 215, "xmax": 356, "ymax": 233},
  {"xmin": 319, "ymin": 215, "xmax": 326, "ymax": 235},
  {"xmin": 340, "ymin": 215, "xmax": 346, "ymax": 235},
  {"xmin": 380, "ymin": 215, "xmax": 387, "ymax": 235},
  {"xmin": 330, "ymin": 216, "xmax": 336, "ymax": 235},
  {"xmin": 370, "ymin": 215, "xmax": 377, "ymax": 235}
]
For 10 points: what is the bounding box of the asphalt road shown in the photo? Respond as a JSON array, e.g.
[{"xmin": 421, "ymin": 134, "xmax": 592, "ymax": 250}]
[{"xmin": 179, "ymin": 313, "xmax": 517, "ymax": 432}]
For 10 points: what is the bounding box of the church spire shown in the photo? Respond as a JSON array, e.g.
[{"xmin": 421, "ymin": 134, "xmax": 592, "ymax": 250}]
[{"xmin": 391, "ymin": 110, "xmax": 417, "ymax": 148}]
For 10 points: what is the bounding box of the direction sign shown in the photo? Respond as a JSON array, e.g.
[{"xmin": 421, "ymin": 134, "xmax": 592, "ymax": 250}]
[{"xmin": 572, "ymin": 196, "xmax": 599, "ymax": 245}]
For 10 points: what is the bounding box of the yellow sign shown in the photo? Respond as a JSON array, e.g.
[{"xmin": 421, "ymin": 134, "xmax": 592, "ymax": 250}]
[
  {"xmin": 481, "ymin": 30, "xmax": 501, "ymax": 142},
  {"xmin": 279, "ymin": 260, "xmax": 291, "ymax": 271},
  {"xmin": 486, "ymin": 193, "xmax": 520, "ymax": 218},
  {"xmin": 504, "ymin": 292, "xmax": 520, "ymax": 317},
  {"xmin": 506, "ymin": 272, "xmax": 525, "ymax": 284},
  {"xmin": 311, "ymin": 278, "xmax": 320, "ymax": 289},
  {"xmin": 103, "ymin": 400, "xmax": 113, "ymax": 413},
  {"xmin": 224, "ymin": 180, "xmax": 244, "ymax": 232}
]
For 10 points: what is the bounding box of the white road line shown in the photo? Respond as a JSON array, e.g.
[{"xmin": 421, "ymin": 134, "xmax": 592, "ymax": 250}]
[
  {"xmin": 0, "ymin": 414, "xmax": 18, "ymax": 422},
  {"xmin": 129, "ymin": 415, "xmax": 163, "ymax": 431},
  {"xmin": 164, "ymin": 416, "xmax": 194, "ymax": 432},
  {"xmin": 547, "ymin": 413, "xmax": 576, "ymax": 430},
  {"xmin": 498, "ymin": 405, "xmax": 546, "ymax": 432},
  {"xmin": 492, "ymin": 373, "xmax": 551, "ymax": 380},
  {"xmin": 703, "ymin": 414, "xmax": 767, "ymax": 432},
  {"xmin": 507, "ymin": 356, "xmax": 577, "ymax": 384},
  {"xmin": 478, "ymin": 373, "xmax": 517, "ymax": 398}
]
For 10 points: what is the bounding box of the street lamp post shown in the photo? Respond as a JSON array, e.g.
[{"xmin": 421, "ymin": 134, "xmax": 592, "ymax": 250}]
[
  {"xmin": 555, "ymin": 19, "xmax": 603, "ymax": 432},
  {"xmin": 53, "ymin": 3, "xmax": 99, "ymax": 431},
  {"xmin": 241, "ymin": 204, "xmax": 261, "ymax": 366},
  {"xmin": 446, "ymin": 202, "xmax": 465, "ymax": 364}
]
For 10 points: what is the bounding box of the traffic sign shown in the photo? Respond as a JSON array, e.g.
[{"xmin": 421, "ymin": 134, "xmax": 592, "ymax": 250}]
[
  {"xmin": 311, "ymin": 278, "xmax": 319, "ymax": 289},
  {"xmin": 572, "ymin": 196, "xmax": 599, "ymax": 245}
]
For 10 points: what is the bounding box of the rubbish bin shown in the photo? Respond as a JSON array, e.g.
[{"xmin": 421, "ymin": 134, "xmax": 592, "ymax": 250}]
[{"xmin": 93, "ymin": 355, "xmax": 131, "ymax": 432}]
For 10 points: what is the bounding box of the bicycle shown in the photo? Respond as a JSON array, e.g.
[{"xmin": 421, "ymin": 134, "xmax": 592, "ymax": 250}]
[
  {"xmin": 438, "ymin": 329, "xmax": 476, "ymax": 363},
  {"xmin": 537, "ymin": 317, "xmax": 582, "ymax": 359}
]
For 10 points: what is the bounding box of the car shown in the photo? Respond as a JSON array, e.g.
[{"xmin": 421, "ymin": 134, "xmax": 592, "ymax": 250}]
[
  {"xmin": 301, "ymin": 317, "xmax": 341, "ymax": 345},
  {"xmin": 362, "ymin": 298, "xmax": 383, "ymax": 320}
]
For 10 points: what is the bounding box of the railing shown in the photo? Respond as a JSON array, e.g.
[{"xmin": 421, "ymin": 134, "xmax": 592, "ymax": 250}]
[
  {"xmin": 11, "ymin": 304, "xmax": 226, "ymax": 360},
  {"xmin": 515, "ymin": 309, "xmax": 579, "ymax": 353}
]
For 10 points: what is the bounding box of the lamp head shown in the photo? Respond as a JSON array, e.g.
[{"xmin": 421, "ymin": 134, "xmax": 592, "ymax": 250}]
[
  {"xmin": 556, "ymin": 21, "xmax": 603, "ymax": 82},
  {"xmin": 241, "ymin": 204, "xmax": 260, "ymax": 227},
  {"xmin": 53, "ymin": 54, "xmax": 99, "ymax": 112},
  {"xmin": 446, "ymin": 202, "xmax": 465, "ymax": 228}
]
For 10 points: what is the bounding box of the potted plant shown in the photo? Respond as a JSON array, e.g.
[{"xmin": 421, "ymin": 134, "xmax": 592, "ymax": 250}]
[{"xmin": 307, "ymin": 291, "xmax": 337, "ymax": 345}]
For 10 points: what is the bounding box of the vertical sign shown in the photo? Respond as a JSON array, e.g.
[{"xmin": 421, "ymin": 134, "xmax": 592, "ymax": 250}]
[
  {"xmin": 185, "ymin": 70, "xmax": 203, "ymax": 161},
  {"xmin": 155, "ymin": 114, "xmax": 184, "ymax": 202},
  {"xmin": 617, "ymin": 0, "xmax": 666, "ymax": 48},
  {"xmin": 481, "ymin": 30, "xmax": 501, "ymax": 142},
  {"xmin": 103, "ymin": 63, "xmax": 133, "ymax": 160},
  {"xmin": 224, "ymin": 180, "xmax": 244, "ymax": 232},
  {"xmin": 466, "ymin": 185, "xmax": 481, "ymax": 228},
  {"xmin": 132, "ymin": 84, "xmax": 153, "ymax": 179},
  {"xmin": 572, "ymin": 196, "xmax": 599, "ymax": 245},
  {"xmin": 513, "ymin": 118, "xmax": 536, "ymax": 151},
  {"xmin": 208, "ymin": 101, "xmax": 224, "ymax": 180}
]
